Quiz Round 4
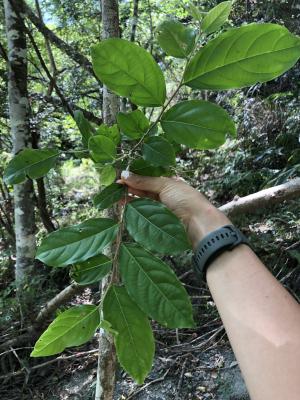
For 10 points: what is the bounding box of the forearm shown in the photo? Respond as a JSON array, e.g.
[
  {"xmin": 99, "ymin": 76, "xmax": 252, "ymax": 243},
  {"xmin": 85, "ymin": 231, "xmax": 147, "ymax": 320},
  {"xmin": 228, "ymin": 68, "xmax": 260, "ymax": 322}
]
[{"xmin": 190, "ymin": 206, "xmax": 300, "ymax": 400}]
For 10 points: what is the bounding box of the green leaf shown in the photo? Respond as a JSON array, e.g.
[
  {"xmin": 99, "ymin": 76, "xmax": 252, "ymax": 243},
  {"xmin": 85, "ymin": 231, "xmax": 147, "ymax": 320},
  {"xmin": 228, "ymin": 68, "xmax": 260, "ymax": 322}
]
[
  {"xmin": 3, "ymin": 148, "xmax": 59, "ymax": 185},
  {"xmin": 93, "ymin": 183, "xmax": 125, "ymax": 210},
  {"xmin": 103, "ymin": 285, "xmax": 154, "ymax": 384},
  {"xmin": 74, "ymin": 110, "xmax": 93, "ymax": 148},
  {"xmin": 36, "ymin": 218, "xmax": 118, "ymax": 267},
  {"xmin": 183, "ymin": 23, "xmax": 300, "ymax": 90},
  {"xmin": 186, "ymin": 4, "xmax": 206, "ymax": 22},
  {"xmin": 120, "ymin": 244, "xmax": 195, "ymax": 328},
  {"xmin": 125, "ymin": 198, "xmax": 191, "ymax": 255},
  {"xmin": 70, "ymin": 254, "xmax": 112, "ymax": 285},
  {"xmin": 130, "ymin": 158, "xmax": 172, "ymax": 177},
  {"xmin": 142, "ymin": 136, "xmax": 175, "ymax": 167},
  {"xmin": 156, "ymin": 20, "xmax": 196, "ymax": 58},
  {"xmin": 202, "ymin": 1, "xmax": 232, "ymax": 34},
  {"xmin": 31, "ymin": 305, "xmax": 100, "ymax": 357},
  {"xmin": 117, "ymin": 110, "xmax": 150, "ymax": 139},
  {"xmin": 161, "ymin": 100, "xmax": 236, "ymax": 149},
  {"xmin": 96, "ymin": 124, "xmax": 120, "ymax": 145},
  {"xmin": 89, "ymin": 135, "xmax": 116, "ymax": 163},
  {"xmin": 92, "ymin": 39, "xmax": 166, "ymax": 107},
  {"xmin": 96, "ymin": 164, "xmax": 117, "ymax": 187}
]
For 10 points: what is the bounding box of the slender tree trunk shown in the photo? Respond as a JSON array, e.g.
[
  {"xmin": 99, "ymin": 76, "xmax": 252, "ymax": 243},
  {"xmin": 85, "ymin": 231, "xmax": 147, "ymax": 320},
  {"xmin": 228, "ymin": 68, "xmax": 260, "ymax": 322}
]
[
  {"xmin": 130, "ymin": 0, "xmax": 139, "ymax": 42},
  {"xmin": 95, "ymin": 2, "xmax": 120, "ymax": 400},
  {"xmin": 4, "ymin": 0, "xmax": 36, "ymax": 290}
]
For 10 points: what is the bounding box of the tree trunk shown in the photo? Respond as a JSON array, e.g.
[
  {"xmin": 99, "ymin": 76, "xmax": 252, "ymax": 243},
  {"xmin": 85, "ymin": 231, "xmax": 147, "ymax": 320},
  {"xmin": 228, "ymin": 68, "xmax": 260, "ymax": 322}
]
[
  {"xmin": 95, "ymin": 2, "xmax": 120, "ymax": 400},
  {"xmin": 4, "ymin": 0, "xmax": 36, "ymax": 290},
  {"xmin": 130, "ymin": 0, "xmax": 139, "ymax": 42}
]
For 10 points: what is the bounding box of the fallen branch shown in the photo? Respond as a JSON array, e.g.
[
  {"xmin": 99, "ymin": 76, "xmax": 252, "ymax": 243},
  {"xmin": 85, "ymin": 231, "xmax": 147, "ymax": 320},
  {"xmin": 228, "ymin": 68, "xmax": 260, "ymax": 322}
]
[
  {"xmin": 35, "ymin": 282, "xmax": 81, "ymax": 324},
  {"xmin": 0, "ymin": 283, "xmax": 82, "ymax": 352},
  {"xmin": 219, "ymin": 178, "xmax": 300, "ymax": 217}
]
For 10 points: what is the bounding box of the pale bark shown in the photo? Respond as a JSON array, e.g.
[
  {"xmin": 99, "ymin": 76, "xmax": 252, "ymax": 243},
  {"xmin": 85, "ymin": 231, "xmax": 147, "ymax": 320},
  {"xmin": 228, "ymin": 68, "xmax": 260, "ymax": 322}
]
[
  {"xmin": 219, "ymin": 178, "xmax": 300, "ymax": 217},
  {"xmin": 4, "ymin": 0, "xmax": 36, "ymax": 289},
  {"xmin": 95, "ymin": 2, "xmax": 120, "ymax": 400}
]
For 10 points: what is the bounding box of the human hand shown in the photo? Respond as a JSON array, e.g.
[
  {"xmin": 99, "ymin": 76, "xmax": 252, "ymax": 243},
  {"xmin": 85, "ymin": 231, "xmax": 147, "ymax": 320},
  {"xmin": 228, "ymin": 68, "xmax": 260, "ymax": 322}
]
[{"xmin": 117, "ymin": 171, "xmax": 230, "ymax": 248}]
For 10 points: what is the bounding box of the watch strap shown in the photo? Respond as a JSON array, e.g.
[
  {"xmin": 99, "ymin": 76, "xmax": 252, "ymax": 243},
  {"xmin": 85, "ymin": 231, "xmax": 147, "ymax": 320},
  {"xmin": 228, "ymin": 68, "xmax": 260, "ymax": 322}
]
[{"xmin": 192, "ymin": 225, "xmax": 250, "ymax": 282}]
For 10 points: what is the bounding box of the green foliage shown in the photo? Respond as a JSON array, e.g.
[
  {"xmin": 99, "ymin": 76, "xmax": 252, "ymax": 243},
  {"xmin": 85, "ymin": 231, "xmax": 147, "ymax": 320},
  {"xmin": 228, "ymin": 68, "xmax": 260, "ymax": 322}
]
[
  {"xmin": 156, "ymin": 19, "xmax": 196, "ymax": 58},
  {"xmin": 120, "ymin": 243, "xmax": 194, "ymax": 328},
  {"xmin": 70, "ymin": 254, "xmax": 112, "ymax": 285},
  {"xmin": 142, "ymin": 136, "xmax": 176, "ymax": 166},
  {"xmin": 91, "ymin": 39, "xmax": 166, "ymax": 107},
  {"xmin": 125, "ymin": 198, "xmax": 191, "ymax": 254},
  {"xmin": 74, "ymin": 110, "xmax": 93, "ymax": 148},
  {"xmin": 202, "ymin": 1, "xmax": 232, "ymax": 34},
  {"xmin": 36, "ymin": 218, "xmax": 118, "ymax": 267},
  {"xmin": 31, "ymin": 305, "xmax": 100, "ymax": 357},
  {"xmin": 161, "ymin": 100, "xmax": 236, "ymax": 149},
  {"xmin": 96, "ymin": 164, "xmax": 117, "ymax": 187},
  {"xmin": 3, "ymin": 149, "xmax": 59, "ymax": 185},
  {"xmin": 97, "ymin": 124, "xmax": 120, "ymax": 145},
  {"xmin": 184, "ymin": 23, "xmax": 300, "ymax": 90},
  {"xmin": 93, "ymin": 183, "xmax": 125, "ymax": 210},
  {"xmin": 117, "ymin": 110, "xmax": 150, "ymax": 139},
  {"xmin": 89, "ymin": 135, "xmax": 116, "ymax": 163},
  {"xmin": 103, "ymin": 285, "xmax": 154, "ymax": 384},
  {"xmin": 26, "ymin": 4, "xmax": 300, "ymax": 385},
  {"xmin": 130, "ymin": 158, "xmax": 171, "ymax": 177}
]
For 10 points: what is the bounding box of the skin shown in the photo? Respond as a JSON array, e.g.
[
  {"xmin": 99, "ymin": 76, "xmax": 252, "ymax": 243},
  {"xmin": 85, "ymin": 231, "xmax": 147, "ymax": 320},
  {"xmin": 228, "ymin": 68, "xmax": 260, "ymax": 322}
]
[{"xmin": 117, "ymin": 172, "xmax": 300, "ymax": 400}]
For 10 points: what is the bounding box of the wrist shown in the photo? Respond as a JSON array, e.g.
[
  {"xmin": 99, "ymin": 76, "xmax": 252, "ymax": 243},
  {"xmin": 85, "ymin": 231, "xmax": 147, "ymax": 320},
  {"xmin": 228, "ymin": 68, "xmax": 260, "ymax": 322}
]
[{"xmin": 187, "ymin": 206, "xmax": 231, "ymax": 249}]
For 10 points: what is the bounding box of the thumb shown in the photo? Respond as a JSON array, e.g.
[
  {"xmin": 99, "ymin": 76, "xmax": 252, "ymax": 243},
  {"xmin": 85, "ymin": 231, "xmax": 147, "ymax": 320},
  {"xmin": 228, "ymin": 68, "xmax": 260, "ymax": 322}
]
[{"xmin": 118, "ymin": 171, "xmax": 167, "ymax": 194}]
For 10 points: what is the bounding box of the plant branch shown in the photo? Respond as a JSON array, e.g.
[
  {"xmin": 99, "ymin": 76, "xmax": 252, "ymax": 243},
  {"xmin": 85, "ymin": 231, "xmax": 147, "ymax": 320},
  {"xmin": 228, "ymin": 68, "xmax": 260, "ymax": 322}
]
[{"xmin": 219, "ymin": 178, "xmax": 300, "ymax": 217}]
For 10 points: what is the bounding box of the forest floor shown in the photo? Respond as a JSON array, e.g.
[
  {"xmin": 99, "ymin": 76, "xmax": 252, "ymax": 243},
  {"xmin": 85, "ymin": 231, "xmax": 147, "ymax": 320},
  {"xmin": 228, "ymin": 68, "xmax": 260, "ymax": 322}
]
[
  {"xmin": 1, "ymin": 181, "xmax": 299, "ymax": 400},
  {"xmin": 1, "ymin": 327, "xmax": 250, "ymax": 400}
]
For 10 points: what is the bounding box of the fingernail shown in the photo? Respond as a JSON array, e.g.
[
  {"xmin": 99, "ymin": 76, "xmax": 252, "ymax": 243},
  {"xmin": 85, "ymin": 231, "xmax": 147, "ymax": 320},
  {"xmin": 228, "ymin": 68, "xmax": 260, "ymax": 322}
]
[{"xmin": 121, "ymin": 170, "xmax": 131, "ymax": 180}]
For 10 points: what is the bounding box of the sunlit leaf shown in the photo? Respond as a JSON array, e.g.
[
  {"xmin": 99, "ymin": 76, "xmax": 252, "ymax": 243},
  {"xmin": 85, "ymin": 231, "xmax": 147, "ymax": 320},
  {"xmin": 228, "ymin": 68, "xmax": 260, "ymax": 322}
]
[
  {"xmin": 31, "ymin": 305, "xmax": 99, "ymax": 357},
  {"xmin": 161, "ymin": 100, "xmax": 236, "ymax": 149},
  {"xmin": 184, "ymin": 23, "xmax": 300, "ymax": 90},
  {"xmin": 92, "ymin": 39, "xmax": 166, "ymax": 107},
  {"xmin": 202, "ymin": 1, "xmax": 232, "ymax": 34},
  {"xmin": 89, "ymin": 135, "xmax": 116, "ymax": 163},
  {"xmin": 117, "ymin": 110, "xmax": 149, "ymax": 139},
  {"xmin": 156, "ymin": 19, "xmax": 196, "ymax": 58}
]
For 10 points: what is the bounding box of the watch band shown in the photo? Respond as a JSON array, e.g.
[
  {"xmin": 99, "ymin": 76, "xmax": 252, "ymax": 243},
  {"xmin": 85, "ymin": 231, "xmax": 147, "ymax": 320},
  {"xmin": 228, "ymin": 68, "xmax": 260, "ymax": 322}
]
[{"xmin": 192, "ymin": 225, "xmax": 250, "ymax": 282}]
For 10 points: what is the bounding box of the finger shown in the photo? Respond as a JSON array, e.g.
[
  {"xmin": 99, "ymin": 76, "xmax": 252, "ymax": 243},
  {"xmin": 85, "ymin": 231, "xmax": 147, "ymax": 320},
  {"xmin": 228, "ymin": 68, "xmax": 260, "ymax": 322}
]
[
  {"xmin": 127, "ymin": 187, "xmax": 159, "ymax": 200},
  {"xmin": 118, "ymin": 171, "xmax": 168, "ymax": 194}
]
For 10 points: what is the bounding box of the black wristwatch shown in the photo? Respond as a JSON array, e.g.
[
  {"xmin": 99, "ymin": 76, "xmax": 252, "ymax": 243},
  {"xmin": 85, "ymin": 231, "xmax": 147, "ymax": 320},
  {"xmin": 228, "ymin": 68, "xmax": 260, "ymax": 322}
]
[{"xmin": 192, "ymin": 225, "xmax": 250, "ymax": 282}]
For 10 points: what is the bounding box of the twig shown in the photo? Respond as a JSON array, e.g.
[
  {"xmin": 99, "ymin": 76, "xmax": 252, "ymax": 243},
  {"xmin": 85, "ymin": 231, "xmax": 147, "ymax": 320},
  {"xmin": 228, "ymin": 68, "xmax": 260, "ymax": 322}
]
[
  {"xmin": 0, "ymin": 349, "xmax": 98, "ymax": 380},
  {"xmin": 126, "ymin": 368, "xmax": 171, "ymax": 400},
  {"xmin": 175, "ymin": 357, "xmax": 188, "ymax": 400}
]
